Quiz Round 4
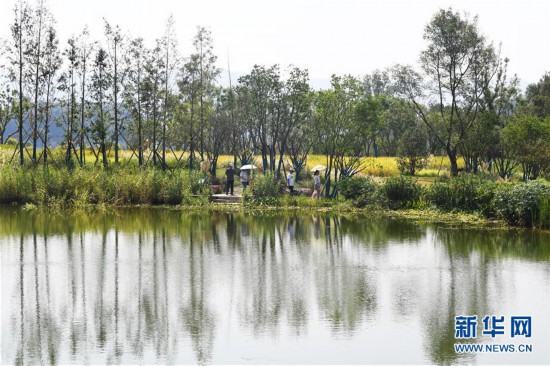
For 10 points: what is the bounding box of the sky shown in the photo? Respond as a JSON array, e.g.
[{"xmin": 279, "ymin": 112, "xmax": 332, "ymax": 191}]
[{"xmin": 0, "ymin": 0, "xmax": 549, "ymax": 89}]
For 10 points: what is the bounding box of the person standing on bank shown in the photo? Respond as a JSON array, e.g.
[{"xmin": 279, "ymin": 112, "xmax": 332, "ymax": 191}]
[
  {"xmin": 225, "ymin": 163, "xmax": 235, "ymax": 195},
  {"xmin": 240, "ymin": 168, "xmax": 249, "ymax": 190},
  {"xmin": 312, "ymin": 170, "xmax": 321, "ymax": 199},
  {"xmin": 287, "ymin": 168, "xmax": 295, "ymax": 194}
]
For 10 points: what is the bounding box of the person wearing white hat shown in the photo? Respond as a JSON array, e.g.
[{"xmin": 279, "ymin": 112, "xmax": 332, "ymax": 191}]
[{"xmin": 287, "ymin": 168, "xmax": 295, "ymax": 194}]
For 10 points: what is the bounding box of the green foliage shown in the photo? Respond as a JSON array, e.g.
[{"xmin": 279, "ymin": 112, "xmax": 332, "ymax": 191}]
[
  {"xmin": 493, "ymin": 181, "xmax": 550, "ymax": 228},
  {"xmin": 501, "ymin": 114, "xmax": 550, "ymax": 180},
  {"xmin": 393, "ymin": 8, "xmax": 504, "ymax": 177},
  {"xmin": 396, "ymin": 122, "xmax": 429, "ymax": 175},
  {"xmin": 0, "ymin": 167, "xmax": 31, "ymax": 203},
  {"xmin": 526, "ymin": 72, "xmax": 550, "ymax": 119},
  {"xmin": 314, "ymin": 75, "xmax": 364, "ymax": 183},
  {"xmin": 382, "ymin": 176, "xmax": 423, "ymax": 209},
  {"xmin": 337, "ymin": 176, "xmax": 377, "ymax": 200},
  {"xmin": 427, "ymin": 175, "xmax": 498, "ymax": 213},
  {"xmin": 378, "ymin": 95, "xmax": 417, "ymax": 156},
  {"xmin": 356, "ymin": 94, "xmax": 383, "ymax": 154},
  {"xmin": 244, "ymin": 172, "xmax": 285, "ymax": 206},
  {"xmin": 337, "ymin": 176, "xmax": 382, "ymax": 208}
]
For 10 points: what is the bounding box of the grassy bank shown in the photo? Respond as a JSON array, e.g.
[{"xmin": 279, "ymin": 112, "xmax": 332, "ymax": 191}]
[
  {"xmin": 0, "ymin": 165, "xmax": 210, "ymax": 207},
  {"xmin": 243, "ymin": 173, "xmax": 550, "ymax": 229}
]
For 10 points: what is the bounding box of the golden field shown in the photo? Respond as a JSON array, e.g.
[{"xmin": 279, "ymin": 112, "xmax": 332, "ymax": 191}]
[{"xmin": 0, "ymin": 144, "xmax": 462, "ymax": 179}]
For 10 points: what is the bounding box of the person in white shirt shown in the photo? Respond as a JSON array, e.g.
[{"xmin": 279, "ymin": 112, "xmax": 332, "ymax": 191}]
[
  {"xmin": 312, "ymin": 170, "xmax": 321, "ymax": 199},
  {"xmin": 240, "ymin": 169, "xmax": 249, "ymax": 190},
  {"xmin": 287, "ymin": 168, "xmax": 295, "ymax": 194}
]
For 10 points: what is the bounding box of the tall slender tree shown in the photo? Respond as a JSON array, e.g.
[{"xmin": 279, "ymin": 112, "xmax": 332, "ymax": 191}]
[
  {"xmin": 203, "ymin": 87, "xmax": 230, "ymax": 176},
  {"xmin": 104, "ymin": 20, "xmax": 124, "ymax": 164},
  {"xmin": 77, "ymin": 26, "xmax": 94, "ymax": 166},
  {"xmin": 28, "ymin": 0, "xmax": 55, "ymax": 163},
  {"xmin": 59, "ymin": 36, "xmax": 79, "ymax": 167},
  {"xmin": 192, "ymin": 27, "xmax": 219, "ymax": 161},
  {"xmin": 10, "ymin": 0, "xmax": 33, "ymax": 165},
  {"xmin": 90, "ymin": 48, "xmax": 111, "ymax": 167},
  {"xmin": 41, "ymin": 25, "xmax": 61, "ymax": 167},
  {"xmin": 159, "ymin": 16, "xmax": 178, "ymax": 169},
  {"xmin": 143, "ymin": 41, "xmax": 165, "ymax": 166},
  {"xmin": 179, "ymin": 52, "xmax": 199, "ymax": 169},
  {"xmin": 125, "ymin": 37, "xmax": 147, "ymax": 166}
]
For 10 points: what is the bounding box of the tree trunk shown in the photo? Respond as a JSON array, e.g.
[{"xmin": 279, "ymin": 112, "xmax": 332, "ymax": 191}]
[
  {"xmin": 18, "ymin": 20, "xmax": 24, "ymax": 166},
  {"xmin": 114, "ymin": 43, "xmax": 119, "ymax": 164},
  {"xmin": 137, "ymin": 74, "xmax": 142, "ymax": 166},
  {"xmin": 80, "ymin": 59, "xmax": 86, "ymax": 166},
  {"xmin": 448, "ymin": 150, "xmax": 459, "ymax": 177},
  {"xmin": 162, "ymin": 123, "xmax": 166, "ymax": 170},
  {"xmin": 99, "ymin": 67, "xmax": 107, "ymax": 167},
  {"xmin": 32, "ymin": 12, "xmax": 43, "ymax": 164},
  {"xmin": 162, "ymin": 44, "xmax": 169, "ymax": 170},
  {"xmin": 43, "ymin": 78, "xmax": 51, "ymax": 167},
  {"xmin": 210, "ymin": 159, "xmax": 217, "ymax": 177},
  {"xmin": 199, "ymin": 43, "xmax": 204, "ymax": 160},
  {"xmin": 152, "ymin": 79, "xmax": 158, "ymax": 166},
  {"xmin": 189, "ymin": 93, "xmax": 195, "ymax": 170}
]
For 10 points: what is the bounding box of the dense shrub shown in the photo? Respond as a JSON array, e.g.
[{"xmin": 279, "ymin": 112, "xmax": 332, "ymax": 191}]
[
  {"xmin": 245, "ymin": 172, "xmax": 286, "ymax": 205},
  {"xmin": 382, "ymin": 176, "xmax": 423, "ymax": 209},
  {"xmin": 426, "ymin": 175, "xmax": 497, "ymax": 213},
  {"xmin": 337, "ymin": 176, "xmax": 377, "ymax": 200},
  {"xmin": 337, "ymin": 176, "xmax": 382, "ymax": 208},
  {"xmin": 493, "ymin": 181, "xmax": 550, "ymax": 228}
]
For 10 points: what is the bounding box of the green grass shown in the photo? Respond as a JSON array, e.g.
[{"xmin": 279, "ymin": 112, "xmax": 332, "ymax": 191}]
[{"xmin": 0, "ymin": 164, "xmax": 211, "ymax": 207}]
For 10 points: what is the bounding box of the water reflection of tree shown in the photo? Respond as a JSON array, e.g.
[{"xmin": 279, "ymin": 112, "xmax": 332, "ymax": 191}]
[
  {"xmin": 422, "ymin": 227, "xmax": 500, "ymax": 365},
  {"xmin": 181, "ymin": 226, "xmax": 216, "ymax": 365},
  {"xmin": 94, "ymin": 229, "xmax": 108, "ymax": 350},
  {"xmin": 237, "ymin": 215, "xmax": 312, "ymax": 337},
  {"xmin": 316, "ymin": 216, "xmax": 377, "ymax": 334},
  {"xmin": 15, "ymin": 234, "xmax": 24, "ymax": 366},
  {"xmin": 44, "ymin": 230, "xmax": 59, "ymax": 365},
  {"xmin": 130, "ymin": 230, "xmax": 144, "ymax": 358},
  {"xmin": 278, "ymin": 216, "xmax": 309, "ymax": 334},
  {"xmin": 13, "ymin": 231, "xmax": 61, "ymax": 365}
]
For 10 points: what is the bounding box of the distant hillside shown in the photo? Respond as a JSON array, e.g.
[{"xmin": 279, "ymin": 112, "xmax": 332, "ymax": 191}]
[{"xmin": 4, "ymin": 106, "xmax": 66, "ymax": 147}]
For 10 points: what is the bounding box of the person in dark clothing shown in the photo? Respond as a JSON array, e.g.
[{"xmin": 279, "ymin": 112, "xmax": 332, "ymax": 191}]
[{"xmin": 225, "ymin": 163, "xmax": 235, "ymax": 195}]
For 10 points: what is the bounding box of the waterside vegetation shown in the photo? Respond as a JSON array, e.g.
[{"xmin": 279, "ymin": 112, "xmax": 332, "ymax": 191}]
[{"xmin": 1, "ymin": 164, "xmax": 548, "ymax": 229}]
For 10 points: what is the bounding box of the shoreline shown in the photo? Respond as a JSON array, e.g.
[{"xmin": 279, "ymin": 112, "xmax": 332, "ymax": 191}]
[{"xmin": 5, "ymin": 201, "xmax": 530, "ymax": 231}]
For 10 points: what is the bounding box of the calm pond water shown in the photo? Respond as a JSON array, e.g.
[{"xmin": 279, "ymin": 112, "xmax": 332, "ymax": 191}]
[{"xmin": 1, "ymin": 207, "xmax": 549, "ymax": 365}]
